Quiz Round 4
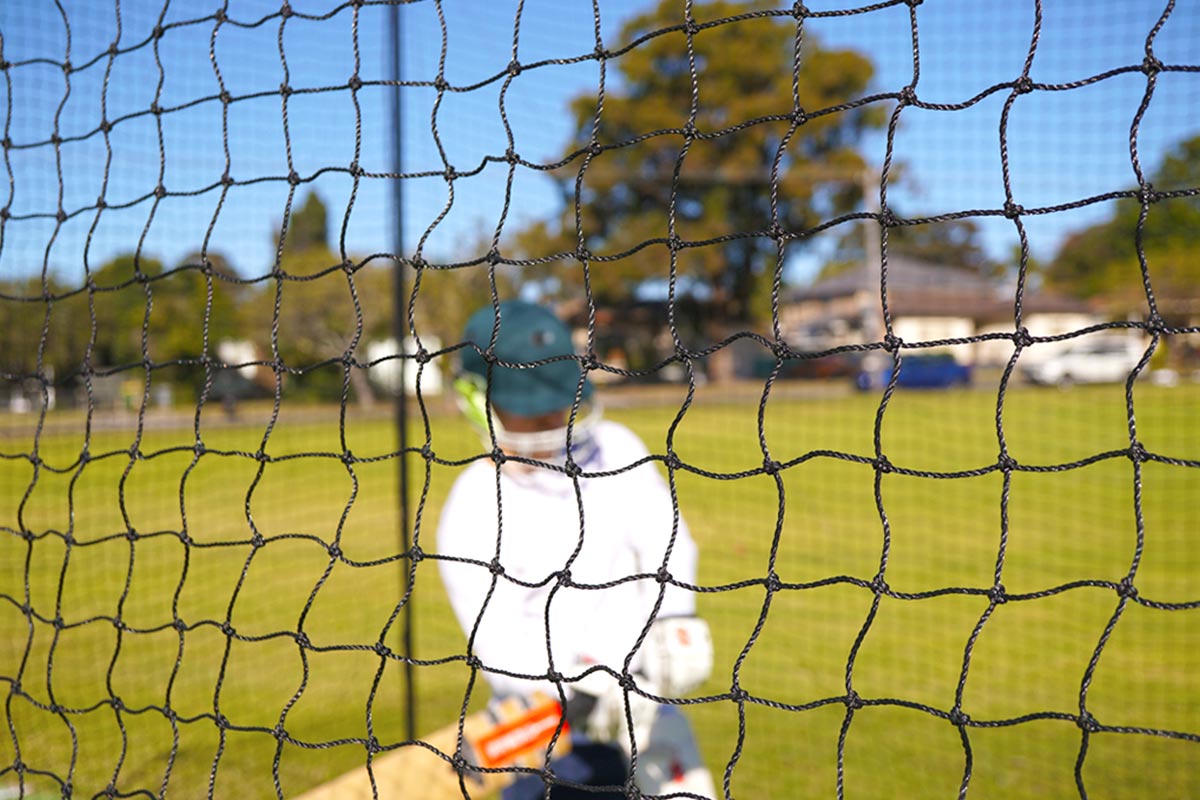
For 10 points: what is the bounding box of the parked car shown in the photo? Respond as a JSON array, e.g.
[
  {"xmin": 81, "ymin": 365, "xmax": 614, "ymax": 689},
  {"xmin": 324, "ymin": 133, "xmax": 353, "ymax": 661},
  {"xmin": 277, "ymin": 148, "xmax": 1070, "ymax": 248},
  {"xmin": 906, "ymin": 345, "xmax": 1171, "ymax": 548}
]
[
  {"xmin": 855, "ymin": 352, "xmax": 972, "ymax": 390},
  {"xmin": 1021, "ymin": 337, "xmax": 1145, "ymax": 386}
]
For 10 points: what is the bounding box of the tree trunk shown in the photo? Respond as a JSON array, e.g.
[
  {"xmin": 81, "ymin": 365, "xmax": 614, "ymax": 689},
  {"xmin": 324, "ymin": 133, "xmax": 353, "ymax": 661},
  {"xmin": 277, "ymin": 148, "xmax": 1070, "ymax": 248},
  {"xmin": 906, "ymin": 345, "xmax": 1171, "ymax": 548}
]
[{"xmin": 348, "ymin": 363, "xmax": 376, "ymax": 409}]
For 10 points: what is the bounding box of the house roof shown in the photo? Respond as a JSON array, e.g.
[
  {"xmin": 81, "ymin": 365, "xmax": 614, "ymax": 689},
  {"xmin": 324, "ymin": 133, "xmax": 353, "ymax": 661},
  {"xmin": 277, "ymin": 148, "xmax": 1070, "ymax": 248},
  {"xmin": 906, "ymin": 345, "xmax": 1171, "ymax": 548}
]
[
  {"xmin": 787, "ymin": 255, "xmax": 997, "ymax": 300},
  {"xmin": 787, "ymin": 255, "xmax": 1093, "ymax": 320}
]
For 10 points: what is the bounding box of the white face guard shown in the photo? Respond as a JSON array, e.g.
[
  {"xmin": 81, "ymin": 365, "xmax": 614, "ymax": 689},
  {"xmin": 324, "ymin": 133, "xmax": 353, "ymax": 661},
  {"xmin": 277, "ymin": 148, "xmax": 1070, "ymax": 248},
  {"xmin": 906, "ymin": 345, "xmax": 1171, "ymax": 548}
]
[{"xmin": 454, "ymin": 374, "xmax": 601, "ymax": 469}]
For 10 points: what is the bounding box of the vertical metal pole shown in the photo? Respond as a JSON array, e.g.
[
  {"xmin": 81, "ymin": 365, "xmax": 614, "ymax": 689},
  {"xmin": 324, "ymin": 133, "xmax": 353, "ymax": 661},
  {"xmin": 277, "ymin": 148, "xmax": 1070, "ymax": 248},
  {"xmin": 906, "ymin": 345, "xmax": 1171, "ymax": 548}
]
[{"xmin": 387, "ymin": 0, "xmax": 416, "ymax": 743}]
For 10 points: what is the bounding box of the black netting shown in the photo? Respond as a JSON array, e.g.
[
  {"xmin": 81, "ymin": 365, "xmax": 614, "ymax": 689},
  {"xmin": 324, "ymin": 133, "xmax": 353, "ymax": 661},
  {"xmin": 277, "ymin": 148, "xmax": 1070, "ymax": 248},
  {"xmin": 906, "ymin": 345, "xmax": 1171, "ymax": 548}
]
[{"xmin": 1, "ymin": 1, "xmax": 1198, "ymax": 798}]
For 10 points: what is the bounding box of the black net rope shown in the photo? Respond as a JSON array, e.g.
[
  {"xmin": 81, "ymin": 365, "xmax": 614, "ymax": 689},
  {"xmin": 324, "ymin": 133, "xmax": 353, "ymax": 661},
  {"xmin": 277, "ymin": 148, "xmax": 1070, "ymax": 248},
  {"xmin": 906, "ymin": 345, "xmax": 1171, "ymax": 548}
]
[{"xmin": 1, "ymin": 1, "xmax": 1198, "ymax": 798}]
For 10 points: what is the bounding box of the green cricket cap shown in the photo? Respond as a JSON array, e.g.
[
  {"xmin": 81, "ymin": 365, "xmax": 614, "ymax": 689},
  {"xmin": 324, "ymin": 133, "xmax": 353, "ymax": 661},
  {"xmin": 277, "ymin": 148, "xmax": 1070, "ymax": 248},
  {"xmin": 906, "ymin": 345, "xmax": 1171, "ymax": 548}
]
[{"xmin": 460, "ymin": 300, "xmax": 593, "ymax": 417}]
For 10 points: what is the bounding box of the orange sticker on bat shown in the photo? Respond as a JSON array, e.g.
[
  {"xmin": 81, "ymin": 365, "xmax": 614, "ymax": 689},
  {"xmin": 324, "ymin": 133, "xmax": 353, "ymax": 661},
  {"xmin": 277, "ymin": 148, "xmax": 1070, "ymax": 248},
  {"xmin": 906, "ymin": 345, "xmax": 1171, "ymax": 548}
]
[{"xmin": 470, "ymin": 698, "xmax": 569, "ymax": 769}]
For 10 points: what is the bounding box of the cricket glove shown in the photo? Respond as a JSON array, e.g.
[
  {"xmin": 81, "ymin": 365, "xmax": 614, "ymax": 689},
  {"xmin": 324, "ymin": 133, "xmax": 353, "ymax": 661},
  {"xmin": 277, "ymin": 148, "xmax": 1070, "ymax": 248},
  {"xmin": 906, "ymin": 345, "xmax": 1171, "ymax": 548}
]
[{"xmin": 639, "ymin": 616, "xmax": 713, "ymax": 698}]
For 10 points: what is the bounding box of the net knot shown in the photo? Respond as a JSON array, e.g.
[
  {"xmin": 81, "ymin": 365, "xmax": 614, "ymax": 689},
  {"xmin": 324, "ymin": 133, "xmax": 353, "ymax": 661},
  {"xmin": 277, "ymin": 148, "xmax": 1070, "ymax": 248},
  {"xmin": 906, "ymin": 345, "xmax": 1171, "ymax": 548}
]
[
  {"xmin": 149, "ymin": 101, "xmax": 163, "ymax": 116},
  {"xmin": 410, "ymin": 544, "xmax": 425, "ymax": 563},
  {"xmin": 326, "ymin": 542, "xmax": 342, "ymax": 560},
  {"xmin": 219, "ymin": 90, "xmax": 233, "ymax": 105},
  {"xmin": 883, "ymin": 334, "xmax": 903, "ymax": 352},
  {"xmin": 791, "ymin": 2, "xmax": 810, "ymax": 19},
  {"xmin": 152, "ymin": 24, "xmax": 165, "ymax": 40},
  {"xmin": 988, "ymin": 584, "xmax": 1008, "ymax": 604},
  {"xmin": 111, "ymin": 616, "xmax": 126, "ymax": 632},
  {"xmin": 489, "ymin": 558, "xmax": 505, "ymax": 577},
  {"xmin": 504, "ymin": 147, "xmax": 519, "ymax": 164},
  {"xmin": 491, "ymin": 447, "xmax": 507, "ymax": 465},
  {"xmin": 419, "ymin": 443, "xmax": 434, "ymax": 461},
  {"xmin": 466, "ymin": 654, "xmax": 484, "ymax": 670},
  {"xmin": 348, "ymin": 160, "xmax": 364, "ymax": 177},
  {"xmin": 55, "ymin": 208, "xmax": 68, "ymax": 223},
  {"xmin": 123, "ymin": 529, "xmax": 137, "ymax": 544},
  {"xmin": 791, "ymin": 108, "xmax": 808, "ymax": 125},
  {"xmin": 287, "ymin": 170, "xmax": 301, "ymax": 186},
  {"xmin": 762, "ymin": 458, "xmax": 782, "ymax": 476},
  {"xmin": 1142, "ymin": 55, "xmax": 1164, "ymax": 75},
  {"xmin": 557, "ymin": 568, "xmax": 573, "ymax": 586},
  {"xmin": 618, "ymin": 672, "xmax": 638, "ymax": 691},
  {"xmin": 154, "ymin": 184, "xmax": 167, "ymax": 199},
  {"xmin": 1117, "ymin": 578, "xmax": 1138, "ymax": 600},
  {"xmin": 683, "ymin": 17, "xmax": 701, "ymax": 36},
  {"xmin": 443, "ymin": 165, "xmax": 458, "ymax": 182},
  {"xmin": 507, "ymin": 59, "xmax": 522, "ymax": 77},
  {"xmin": 844, "ymin": 690, "xmax": 864, "ymax": 710},
  {"xmin": 878, "ymin": 208, "xmax": 899, "ymax": 228},
  {"xmin": 215, "ymin": 713, "xmax": 231, "ymax": 731},
  {"xmin": 655, "ymin": 567, "xmax": 672, "ymax": 584},
  {"xmin": 213, "ymin": 8, "xmax": 226, "ymax": 23},
  {"xmin": 219, "ymin": 622, "xmax": 236, "ymax": 638},
  {"xmin": 110, "ymin": 696, "xmax": 125, "ymax": 712},
  {"xmin": 563, "ymin": 459, "xmax": 583, "ymax": 478},
  {"xmin": 293, "ymin": 631, "xmax": 311, "ymax": 649},
  {"xmin": 588, "ymin": 142, "xmax": 604, "ymax": 158},
  {"xmin": 873, "ymin": 455, "xmax": 894, "ymax": 474},
  {"xmin": 870, "ymin": 575, "xmax": 890, "ymax": 595},
  {"xmin": 1013, "ymin": 327, "xmax": 1035, "ymax": 348},
  {"xmin": 177, "ymin": 530, "xmax": 193, "ymax": 546},
  {"xmin": 280, "ymin": 3, "xmax": 293, "ymax": 18},
  {"xmin": 373, "ymin": 641, "xmax": 392, "ymax": 658},
  {"xmin": 765, "ymin": 572, "xmax": 783, "ymax": 593},
  {"xmin": 1138, "ymin": 182, "xmax": 1159, "ymax": 205},
  {"xmin": 1127, "ymin": 441, "xmax": 1148, "ymax": 464},
  {"xmin": 906, "ymin": 0, "xmax": 924, "ymax": 6},
  {"xmin": 366, "ymin": 736, "xmax": 383, "ymax": 755},
  {"xmin": 682, "ymin": 121, "xmax": 699, "ymax": 141},
  {"xmin": 998, "ymin": 453, "xmax": 1018, "ymax": 471},
  {"xmin": 897, "ymin": 86, "xmax": 918, "ymax": 106},
  {"xmin": 0, "ymin": 137, "xmax": 10, "ymax": 150},
  {"xmin": 593, "ymin": 45, "xmax": 610, "ymax": 61},
  {"xmin": 667, "ymin": 234, "xmax": 684, "ymax": 252},
  {"xmin": 948, "ymin": 707, "xmax": 970, "ymax": 726},
  {"xmin": 1144, "ymin": 313, "xmax": 1167, "ymax": 336},
  {"xmin": 1003, "ymin": 200, "xmax": 1024, "ymax": 219},
  {"xmin": 348, "ymin": 74, "xmax": 363, "ymax": 91},
  {"xmin": 1013, "ymin": 76, "xmax": 1034, "ymax": 95},
  {"xmin": 0, "ymin": 207, "xmax": 8, "ymax": 220},
  {"xmin": 173, "ymin": 617, "xmax": 188, "ymax": 633},
  {"xmin": 1077, "ymin": 711, "xmax": 1102, "ymax": 733}
]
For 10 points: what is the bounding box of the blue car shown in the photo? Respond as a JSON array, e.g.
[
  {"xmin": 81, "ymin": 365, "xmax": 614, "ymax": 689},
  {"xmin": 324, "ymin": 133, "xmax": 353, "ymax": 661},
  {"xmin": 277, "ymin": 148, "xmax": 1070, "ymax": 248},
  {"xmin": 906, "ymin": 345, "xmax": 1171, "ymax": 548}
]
[{"xmin": 855, "ymin": 352, "xmax": 972, "ymax": 390}]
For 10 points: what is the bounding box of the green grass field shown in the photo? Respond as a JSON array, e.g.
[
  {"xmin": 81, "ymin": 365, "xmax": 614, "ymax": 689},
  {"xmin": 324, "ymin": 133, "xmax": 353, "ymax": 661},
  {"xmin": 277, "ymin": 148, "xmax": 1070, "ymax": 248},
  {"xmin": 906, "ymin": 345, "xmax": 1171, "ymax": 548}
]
[{"xmin": 2, "ymin": 380, "xmax": 1197, "ymax": 798}]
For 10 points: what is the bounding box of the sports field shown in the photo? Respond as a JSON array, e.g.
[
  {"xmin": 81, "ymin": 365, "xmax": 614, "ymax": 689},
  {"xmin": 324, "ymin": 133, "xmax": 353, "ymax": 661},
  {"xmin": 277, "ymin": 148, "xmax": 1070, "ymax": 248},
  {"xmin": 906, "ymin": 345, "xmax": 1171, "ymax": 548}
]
[{"xmin": 2, "ymin": 380, "xmax": 1197, "ymax": 798}]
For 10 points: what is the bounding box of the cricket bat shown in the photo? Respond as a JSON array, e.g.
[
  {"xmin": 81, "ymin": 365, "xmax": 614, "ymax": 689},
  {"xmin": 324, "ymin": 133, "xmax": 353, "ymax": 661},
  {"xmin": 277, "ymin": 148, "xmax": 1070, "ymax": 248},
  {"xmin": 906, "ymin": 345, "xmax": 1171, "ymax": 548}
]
[{"xmin": 295, "ymin": 693, "xmax": 571, "ymax": 800}]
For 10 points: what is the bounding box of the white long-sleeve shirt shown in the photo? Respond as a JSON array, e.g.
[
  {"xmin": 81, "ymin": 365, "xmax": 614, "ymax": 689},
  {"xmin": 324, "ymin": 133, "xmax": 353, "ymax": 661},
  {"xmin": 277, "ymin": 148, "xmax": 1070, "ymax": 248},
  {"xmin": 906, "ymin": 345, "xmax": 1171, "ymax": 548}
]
[{"xmin": 435, "ymin": 419, "xmax": 698, "ymax": 700}]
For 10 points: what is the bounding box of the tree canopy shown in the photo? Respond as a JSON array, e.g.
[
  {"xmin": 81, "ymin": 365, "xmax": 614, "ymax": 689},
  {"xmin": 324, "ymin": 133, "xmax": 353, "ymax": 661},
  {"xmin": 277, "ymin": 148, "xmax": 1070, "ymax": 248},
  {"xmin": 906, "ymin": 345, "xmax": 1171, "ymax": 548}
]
[
  {"xmin": 513, "ymin": 0, "xmax": 884, "ymax": 324},
  {"xmin": 1043, "ymin": 133, "xmax": 1200, "ymax": 314}
]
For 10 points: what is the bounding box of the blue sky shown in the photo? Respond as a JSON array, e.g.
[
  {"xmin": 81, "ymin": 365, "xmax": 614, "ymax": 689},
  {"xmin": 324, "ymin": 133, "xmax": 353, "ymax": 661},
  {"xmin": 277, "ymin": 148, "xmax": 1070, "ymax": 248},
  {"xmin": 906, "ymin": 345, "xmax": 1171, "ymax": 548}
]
[{"xmin": 1, "ymin": 0, "xmax": 1197, "ymax": 287}]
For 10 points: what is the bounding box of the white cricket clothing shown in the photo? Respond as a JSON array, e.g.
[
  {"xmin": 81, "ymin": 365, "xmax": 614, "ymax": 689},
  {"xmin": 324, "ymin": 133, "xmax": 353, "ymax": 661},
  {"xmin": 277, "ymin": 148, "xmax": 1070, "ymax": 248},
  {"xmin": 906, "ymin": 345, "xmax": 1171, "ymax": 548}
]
[{"xmin": 436, "ymin": 419, "xmax": 699, "ymax": 701}]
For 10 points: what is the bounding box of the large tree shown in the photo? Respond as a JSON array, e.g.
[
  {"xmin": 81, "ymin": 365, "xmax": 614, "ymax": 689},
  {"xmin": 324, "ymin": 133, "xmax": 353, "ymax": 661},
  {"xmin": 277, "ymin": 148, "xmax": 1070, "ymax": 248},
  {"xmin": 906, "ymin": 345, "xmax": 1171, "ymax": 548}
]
[{"xmin": 513, "ymin": 0, "xmax": 882, "ymax": 327}]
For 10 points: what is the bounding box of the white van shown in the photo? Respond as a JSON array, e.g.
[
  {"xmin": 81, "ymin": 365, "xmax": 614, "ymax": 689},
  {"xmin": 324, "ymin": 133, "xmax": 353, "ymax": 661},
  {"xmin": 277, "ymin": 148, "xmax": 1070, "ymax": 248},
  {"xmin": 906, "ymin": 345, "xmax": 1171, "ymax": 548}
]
[{"xmin": 1021, "ymin": 336, "xmax": 1146, "ymax": 386}]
